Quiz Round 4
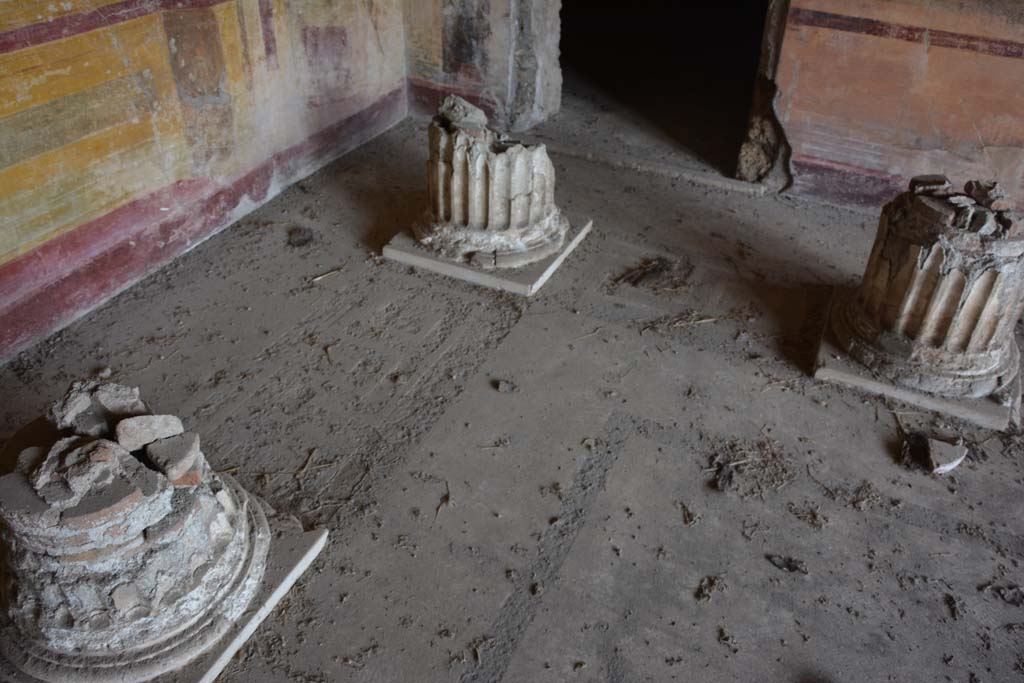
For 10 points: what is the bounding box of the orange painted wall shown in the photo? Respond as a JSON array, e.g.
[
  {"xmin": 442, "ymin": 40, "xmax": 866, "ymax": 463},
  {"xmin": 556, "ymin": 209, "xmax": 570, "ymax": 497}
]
[{"xmin": 775, "ymin": 0, "xmax": 1024, "ymax": 207}]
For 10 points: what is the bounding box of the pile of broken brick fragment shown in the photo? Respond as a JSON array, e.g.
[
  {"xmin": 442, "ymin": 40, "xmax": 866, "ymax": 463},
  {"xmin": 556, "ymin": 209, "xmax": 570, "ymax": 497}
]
[
  {"xmin": 0, "ymin": 377, "xmax": 250, "ymax": 663},
  {"xmin": 14, "ymin": 378, "xmax": 205, "ymax": 514}
]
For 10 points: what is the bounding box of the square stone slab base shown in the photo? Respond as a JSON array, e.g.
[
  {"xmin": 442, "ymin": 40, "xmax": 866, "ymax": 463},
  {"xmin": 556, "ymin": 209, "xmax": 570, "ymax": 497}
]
[
  {"xmin": 382, "ymin": 219, "xmax": 593, "ymax": 296},
  {"xmin": 0, "ymin": 527, "xmax": 328, "ymax": 683},
  {"xmin": 814, "ymin": 291, "xmax": 1020, "ymax": 431}
]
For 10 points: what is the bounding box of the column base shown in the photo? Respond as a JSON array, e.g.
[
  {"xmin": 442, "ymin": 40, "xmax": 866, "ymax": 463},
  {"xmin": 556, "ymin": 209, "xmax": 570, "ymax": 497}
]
[
  {"xmin": 383, "ymin": 217, "xmax": 592, "ymax": 296},
  {"xmin": 814, "ymin": 289, "xmax": 1022, "ymax": 431},
  {"xmin": 0, "ymin": 511, "xmax": 327, "ymax": 683}
]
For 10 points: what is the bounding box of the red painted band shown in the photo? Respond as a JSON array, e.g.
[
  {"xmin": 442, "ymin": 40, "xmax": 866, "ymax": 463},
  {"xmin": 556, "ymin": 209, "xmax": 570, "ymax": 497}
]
[
  {"xmin": 788, "ymin": 8, "xmax": 1024, "ymax": 60},
  {"xmin": 791, "ymin": 154, "xmax": 1024, "ymax": 211},
  {"xmin": 791, "ymin": 154, "xmax": 909, "ymax": 208},
  {"xmin": 258, "ymin": 0, "xmax": 278, "ymax": 69},
  {"xmin": 407, "ymin": 78, "xmax": 498, "ymax": 121},
  {"xmin": 0, "ymin": 87, "xmax": 405, "ymax": 360},
  {"xmin": 0, "ymin": 0, "xmax": 231, "ymax": 55}
]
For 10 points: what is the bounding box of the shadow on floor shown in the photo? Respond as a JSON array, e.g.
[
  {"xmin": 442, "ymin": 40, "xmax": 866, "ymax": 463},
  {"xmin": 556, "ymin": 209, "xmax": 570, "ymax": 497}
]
[
  {"xmin": 744, "ymin": 281, "xmax": 833, "ymax": 376},
  {"xmin": 342, "ymin": 170, "xmax": 427, "ymax": 253}
]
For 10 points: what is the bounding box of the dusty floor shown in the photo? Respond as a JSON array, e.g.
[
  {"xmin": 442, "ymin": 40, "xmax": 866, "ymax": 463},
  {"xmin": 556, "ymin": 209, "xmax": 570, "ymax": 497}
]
[{"xmin": 4, "ymin": 97, "xmax": 1024, "ymax": 683}]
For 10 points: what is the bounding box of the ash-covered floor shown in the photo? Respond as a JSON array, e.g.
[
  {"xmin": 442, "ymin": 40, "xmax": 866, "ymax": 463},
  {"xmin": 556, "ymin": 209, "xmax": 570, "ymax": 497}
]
[{"xmin": 4, "ymin": 98, "xmax": 1024, "ymax": 682}]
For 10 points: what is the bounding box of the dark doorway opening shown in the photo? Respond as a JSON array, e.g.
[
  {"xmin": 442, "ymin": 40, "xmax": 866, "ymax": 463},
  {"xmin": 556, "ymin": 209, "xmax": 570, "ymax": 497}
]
[{"xmin": 559, "ymin": 0, "xmax": 772, "ymax": 176}]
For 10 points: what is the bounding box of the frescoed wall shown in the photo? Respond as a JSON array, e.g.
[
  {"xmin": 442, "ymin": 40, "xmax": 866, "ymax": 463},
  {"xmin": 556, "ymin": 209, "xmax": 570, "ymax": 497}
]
[
  {"xmin": 0, "ymin": 0, "xmax": 407, "ymax": 357},
  {"xmin": 763, "ymin": 0, "xmax": 1024, "ymax": 209},
  {"xmin": 405, "ymin": 0, "xmax": 561, "ymax": 131}
]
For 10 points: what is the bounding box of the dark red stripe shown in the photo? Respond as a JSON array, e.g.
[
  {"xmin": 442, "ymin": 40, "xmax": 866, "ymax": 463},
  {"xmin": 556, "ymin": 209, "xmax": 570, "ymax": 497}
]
[
  {"xmin": 789, "ymin": 8, "xmax": 1024, "ymax": 60},
  {"xmin": 258, "ymin": 0, "xmax": 278, "ymax": 69},
  {"xmin": 234, "ymin": 1, "xmax": 253, "ymax": 83},
  {"xmin": 0, "ymin": 0, "xmax": 230, "ymax": 55},
  {"xmin": 407, "ymin": 78, "xmax": 498, "ymax": 121},
  {"xmin": 791, "ymin": 154, "xmax": 904, "ymax": 208},
  {"xmin": 0, "ymin": 179, "xmax": 210, "ymax": 312},
  {"xmin": 0, "ymin": 87, "xmax": 404, "ymax": 359},
  {"xmin": 790, "ymin": 154, "xmax": 1024, "ymax": 211}
]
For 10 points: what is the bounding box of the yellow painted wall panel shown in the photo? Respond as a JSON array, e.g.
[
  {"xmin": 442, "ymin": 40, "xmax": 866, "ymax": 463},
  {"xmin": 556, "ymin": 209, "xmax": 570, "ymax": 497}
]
[
  {"xmin": 0, "ymin": 117, "xmax": 155, "ymax": 199},
  {"xmin": 0, "ymin": 12, "xmax": 188, "ymax": 202},
  {"xmin": 213, "ymin": 2, "xmax": 249, "ymax": 102},
  {"xmin": 0, "ymin": 32, "xmax": 131, "ymax": 117},
  {"xmin": 105, "ymin": 15, "xmax": 187, "ymax": 170},
  {"xmin": 0, "ymin": 135, "xmax": 172, "ymax": 259},
  {"xmin": 0, "ymin": 0, "xmax": 125, "ymax": 32},
  {"xmin": 0, "ymin": 0, "xmax": 408, "ymax": 269}
]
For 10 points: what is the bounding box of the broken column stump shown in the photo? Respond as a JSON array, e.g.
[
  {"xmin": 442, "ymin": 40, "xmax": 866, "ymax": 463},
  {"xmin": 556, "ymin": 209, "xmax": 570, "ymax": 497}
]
[
  {"xmin": 816, "ymin": 176, "xmax": 1024, "ymax": 429},
  {"xmin": 0, "ymin": 378, "xmax": 326, "ymax": 683},
  {"xmin": 417, "ymin": 95, "xmax": 570, "ymax": 269},
  {"xmin": 383, "ymin": 95, "xmax": 591, "ymax": 295}
]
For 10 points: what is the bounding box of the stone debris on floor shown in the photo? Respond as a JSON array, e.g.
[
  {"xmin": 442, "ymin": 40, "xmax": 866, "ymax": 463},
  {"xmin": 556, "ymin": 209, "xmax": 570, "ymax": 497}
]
[{"xmin": 0, "ymin": 378, "xmax": 323, "ymax": 683}]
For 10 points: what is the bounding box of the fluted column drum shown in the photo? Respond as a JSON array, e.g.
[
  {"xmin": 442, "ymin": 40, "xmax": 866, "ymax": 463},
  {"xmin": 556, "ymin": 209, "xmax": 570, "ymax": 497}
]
[
  {"xmin": 415, "ymin": 96, "xmax": 569, "ymax": 269},
  {"xmin": 832, "ymin": 176, "xmax": 1024, "ymax": 398}
]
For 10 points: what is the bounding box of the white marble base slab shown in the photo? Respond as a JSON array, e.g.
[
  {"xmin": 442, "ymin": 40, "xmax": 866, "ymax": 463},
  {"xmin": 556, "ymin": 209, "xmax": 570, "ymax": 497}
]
[
  {"xmin": 383, "ymin": 219, "xmax": 593, "ymax": 296},
  {"xmin": 814, "ymin": 292, "xmax": 1020, "ymax": 431}
]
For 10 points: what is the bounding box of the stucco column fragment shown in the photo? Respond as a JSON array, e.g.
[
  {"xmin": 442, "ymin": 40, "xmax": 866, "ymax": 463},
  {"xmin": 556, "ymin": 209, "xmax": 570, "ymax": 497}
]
[
  {"xmin": 415, "ymin": 95, "xmax": 569, "ymax": 269},
  {"xmin": 831, "ymin": 176, "xmax": 1024, "ymax": 401}
]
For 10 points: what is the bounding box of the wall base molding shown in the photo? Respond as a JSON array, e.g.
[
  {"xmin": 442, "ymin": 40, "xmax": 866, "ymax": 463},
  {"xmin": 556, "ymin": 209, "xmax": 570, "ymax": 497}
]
[{"xmin": 0, "ymin": 88, "xmax": 405, "ymax": 361}]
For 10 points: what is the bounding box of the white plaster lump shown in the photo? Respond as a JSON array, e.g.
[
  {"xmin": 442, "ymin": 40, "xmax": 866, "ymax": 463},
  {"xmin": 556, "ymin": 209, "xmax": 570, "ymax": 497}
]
[
  {"xmin": 115, "ymin": 414, "xmax": 184, "ymax": 452},
  {"xmin": 830, "ymin": 176, "xmax": 1024, "ymax": 402},
  {"xmin": 416, "ymin": 95, "xmax": 570, "ymax": 268},
  {"xmin": 0, "ymin": 378, "xmax": 270, "ymax": 683}
]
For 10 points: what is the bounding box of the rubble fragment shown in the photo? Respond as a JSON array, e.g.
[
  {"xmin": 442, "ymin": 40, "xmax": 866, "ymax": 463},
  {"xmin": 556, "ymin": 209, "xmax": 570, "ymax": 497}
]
[
  {"xmin": 115, "ymin": 414, "xmax": 184, "ymax": 452},
  {"xmin": 695, "ymin": 575, "xmax": 726, "ymax": 601},
  {"xmin": 493, "ymin": 379, "xmax": 519, "ymax": 393},
  {"xmin": 0, "ymin": 380, "xmax": 271, "ymax": 683},
  {"xmin": 900, "ymin": 433, "xmax": 968, "ymax": 475},
  {"xmin": 944, "ymin": 593, "xmax": 964, "ymax": 620},
  {"xmin": 766, "ymin": 554, "xmax": 809, "ymax": 575},
  {"xmin": 929, "ymin": 439, "xmax": 968, "ymax": 475},
  {"xmin": 717, "ymin": 626, "xmax": 739, "ymax": 653},
  {"xmin": 48, "ymin": 378, "xmax": 148, "ymax": 437},
  {"xmin": 286, "ymin": 225, "xmax": 315, "ymax": 247},
  {"xmin": 147, "ymin": 432, "xmax": 201, "ymax": 480}
]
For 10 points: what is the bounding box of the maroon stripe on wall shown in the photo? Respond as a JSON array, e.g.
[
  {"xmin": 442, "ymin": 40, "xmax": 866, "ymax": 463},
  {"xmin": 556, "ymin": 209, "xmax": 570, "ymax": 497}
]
[
  {"xmin": 790, "ymin": 154, "xmax": 905, "ymax": 208},
  {"xmin": 788, "ymin": 8, "xmax": 1024, "ymax": 60},
  {"xmin": 407, "ymin": 78, "xmax": 497, "ymax": 121},
  {"xmin": 258, "ymin": 0, "xmax": 278, "ymax": 69},
  {"xmin": 790, "ymin": 154, "xmax": 1024, "ymax": 211},
  {"xmin": 0, "ymin": 0, "xmax": 230, "ymax": 55},
  {"xmin": 0, "ymin": 87, "xmax": 405, "ymax": 360}
]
